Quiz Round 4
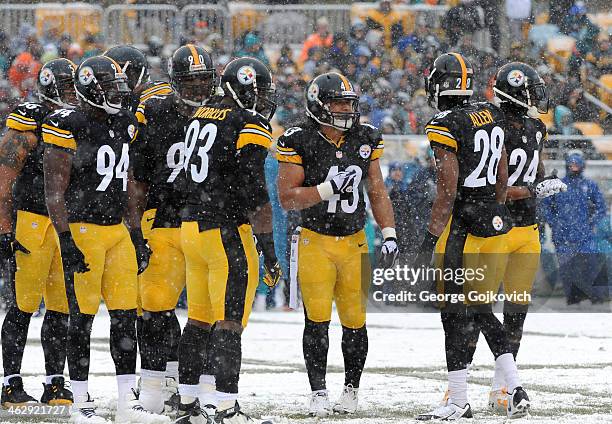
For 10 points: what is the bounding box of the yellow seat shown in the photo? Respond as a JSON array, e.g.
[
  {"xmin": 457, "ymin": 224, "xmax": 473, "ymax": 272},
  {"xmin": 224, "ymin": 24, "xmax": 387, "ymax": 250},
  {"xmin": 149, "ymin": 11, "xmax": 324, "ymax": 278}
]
[
  {"xmin": 573, "ymin": 121, "xmax": 604, "ymax": 136},
  {"xmin": 599, "ymin": 74, "xmax": 612, "ymax": 108},
  {"xmin": 231, "ymin": 9, "xmax": 266, "ymax": 39}
]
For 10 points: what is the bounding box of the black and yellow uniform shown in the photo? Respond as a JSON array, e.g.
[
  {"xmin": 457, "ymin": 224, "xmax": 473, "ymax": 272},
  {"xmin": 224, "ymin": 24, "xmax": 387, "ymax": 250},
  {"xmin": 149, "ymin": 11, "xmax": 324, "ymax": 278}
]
[
  {"xmin": 276, "ymin": 121, "xmax": 383, "ymax": 328},
  {"xmin": 496, "ymin": 116, "xmax": 546, "ymax": 304},
  {"xmin": 128, "ymin": 80, "xmax": 172, "ymax": 114},
  {"xmin": 132, "ymin": 94, "xmax": 188, "ymax": 312},
  {"xmin": 426, "ymin": 102, "xmax": 510, "ymax": 305},
  {"xmin": 180, "ymin": 101, "xmax": 272, "ymax": 326},
  {"xmin": 5, "ymin": 102, "xmax": 68, "ymax": 314},
  {"xmin": 42, "ymin": 108, "xmax": 139, "ymax": 315}
]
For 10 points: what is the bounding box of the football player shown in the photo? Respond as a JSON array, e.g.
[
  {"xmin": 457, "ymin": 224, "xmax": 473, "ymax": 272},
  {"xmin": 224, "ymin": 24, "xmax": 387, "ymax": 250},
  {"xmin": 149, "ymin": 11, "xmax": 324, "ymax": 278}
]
[
  {"xmin": 0, "ymin": 59, "xmax": 76, "ymax": 407},
  {"xmin": 130, "ymin": 44, "xmax": 217, "ymax": 416},
  {"xmin": 415, "ymin": 53, "xmax": 529, "ymax": 420},
  {"xmin": 468, "ymin": 62, "xmax": 565, "ymax": 412},
  {"xmin": 177, "ymin": 57, "xmax": 279, "ymax": 424},
  {"xmin": 276, "ymin": 72, "xmax": 398, "ymax": 417},
  {"xmin": 42, "ymin": 55, "xmax": 167, "ymax": 424},
  {"xmin": 106, "ymin": 43, "xmax": 181, "ymax": 409}
]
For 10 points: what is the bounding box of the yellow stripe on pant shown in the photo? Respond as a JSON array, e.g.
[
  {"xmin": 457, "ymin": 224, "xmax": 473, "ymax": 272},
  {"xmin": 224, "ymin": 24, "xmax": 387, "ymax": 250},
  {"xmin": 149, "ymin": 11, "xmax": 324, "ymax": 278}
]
[
  {"xmin": 69, "ymin": 222, "xmax": 138, "ymax": 315},
  {"xmin": 180, "ymin": 222, "xmax": 259, "ymax": 327},
  {"xmin": 297, "ymin": 228, "xmax": 370, "ymax": 329},
  {"xmin": 14, "ymin": 210, "xmax": 68, "ymax": 314}
]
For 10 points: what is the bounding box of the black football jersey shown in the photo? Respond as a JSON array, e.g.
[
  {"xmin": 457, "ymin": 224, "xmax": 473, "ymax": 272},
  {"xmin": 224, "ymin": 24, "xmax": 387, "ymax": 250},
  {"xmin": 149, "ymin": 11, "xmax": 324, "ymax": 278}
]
[
  {"xmin": 425, "ymin": 102, "xmax": 506, "ymax": 205},
  {"xmin": 182, "ymin": 101, "xmax": 273, "ymax": 230},
  {"xmin": 132, "ymin": 94, "xmax": 190, "ymax": 228},
  {"xmin": 276, "ymin": 121, "xmax": 384, "ymax": 236},
  {"xmin": 42, "ymin": 108, "xmax": 138, "ymax": 225},
  {"xmin": 127, "ymin": 80, "xmax": 172, "ymax": 113},
  {"xmin": 5, "ymin": 102, "xmax": 52, "ymax": 216},
  {"xmin": 505, "ymin": 115, "xmax": 546, "ymax": 226}
]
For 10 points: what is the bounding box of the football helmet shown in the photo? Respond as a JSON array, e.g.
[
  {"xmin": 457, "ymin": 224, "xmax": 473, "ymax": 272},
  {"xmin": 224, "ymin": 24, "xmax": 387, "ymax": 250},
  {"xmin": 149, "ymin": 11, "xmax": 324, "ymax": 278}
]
[
  {"xmin": 221, "ymin": 57, "xmax": 276, "ymax": 120},
  {"xmin": 493, "ymin": 62, "xmax": 548, "ymax": 118},
  {"xmin": 75, "ymin": 56, "xmax": 130, "ymax": 115},
  {"xmin": 305, "ymin": 72, "xmax": 359, "ymax": 131},
  {"xmin": 37, "ymin": 58, "xmax": 77, "ymax": 109},
  {"xmin": 168, "ymin": 44, "xmax": 216, "ymax": 107},
  {"xmin": 425, "ymin": 52, "xmax": 474, "ymax": 110},
  {"xmin": 103, "ymin": 45, "xmax": 150, "ymax": 91}
]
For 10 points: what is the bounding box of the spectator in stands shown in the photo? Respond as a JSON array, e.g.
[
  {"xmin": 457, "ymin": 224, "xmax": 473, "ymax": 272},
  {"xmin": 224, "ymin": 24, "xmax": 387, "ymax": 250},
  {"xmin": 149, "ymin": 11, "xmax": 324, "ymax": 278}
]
[
  {"xmin": 327, "ymin": 32, "xmax": 352, "ymax": 74},
  {"xmin": 57, "ymin": 33, "xmax": 72, "ymax": 58},
  {"xmin": 443, "ymin": 0, "xmax": 482, "ymax": 48},
  {"xmin": 505, "ymin": 0, "xmax": 532, "ymax": 42},
  {"xmin": 540, "ymin": 151, "xmax": 609, "ymax": 305},
  {"xmin": 299, "ymin": 17, "xmax": 332, "ymax": 63},
  {"xmin": 586, "ymin": 34, "xmax": 612, "ymax": 77},
  {"xmin": 562, "ymin": 1, "xmax": 600, "ymax": 55},
  {"xmin": 385, "ymin": 162, "xmax": 412, "ymax": 256},
  {"xmin": 67, "ymin": 43, "xmax": 83, "ymax": 65},
  {"xmin": 364, "ymin": 0, "xmax": 405, "ymax": 50},
  {"xmin": 236, "ymin": 32, "xmax": 269, "ymax": 65},
  {"xmin": 477, "ymin": 0, "xmax": 502, "ymax": 51},
  {"xmin": 403, "ymin": 153, "xmax": 436, "ymax": 255},
  {"xmin": 276, "ymin": 44, "xmax": 296, "ymax": 70},
  {"xmin": 549, "ymin": 105, "xmax": 602, "ymax": 160},
  {"xmin": 0, "ymin": 79, "xmax": 20, "ymax": 123},
  {"xmin": 349, "ymin": 19, "xmax": 369, "ymax": 55},
  {"xmin": 397, "ymin": 24, "xmax": 436, "ymax": 54},
  {"xmin": 565, "ymin": 83, "xmax": 599, "ymax": 123},
  {"xmin": 7, "ymin": 50, "xmax": 41, "ymax": 99},
  {"xmin": 82, "ymin": 33, "xmax": 104, "ymax": 59},
  {"xmin": 302, "ymin": 46, "xmax": 323, "ymax": 79}
]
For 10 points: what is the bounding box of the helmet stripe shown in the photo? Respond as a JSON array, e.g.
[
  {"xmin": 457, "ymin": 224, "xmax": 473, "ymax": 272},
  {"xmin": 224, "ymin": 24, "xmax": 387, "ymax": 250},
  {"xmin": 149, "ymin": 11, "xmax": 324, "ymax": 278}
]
[
  {"xmin": 106, "ymin": 57, "xmax": 124, "ymax": 74},
  {"xmin": 449, "ymin": 52, "xmax": 467, "ymax": 90},
  {"xmin": 187, "ymin": 44, "xmax": 201, "ymax": 66},
  {"xmin": 332, "ymin": 72, "xmax": 352, "ymax": 91}
]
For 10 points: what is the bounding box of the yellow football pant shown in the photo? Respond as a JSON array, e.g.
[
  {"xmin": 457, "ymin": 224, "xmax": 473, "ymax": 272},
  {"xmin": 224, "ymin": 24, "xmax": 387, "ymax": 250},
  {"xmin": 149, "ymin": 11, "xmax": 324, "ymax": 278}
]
[
  {"xmin": 14, "ymin": 210, "xmax": 68, "ymax": 314},
  {"xmin": 69, "ymin": 222, "xmax": 138, "ymax": 315},
  {"xmin": 181, "ymin": 222, "xmax": 259, "ymax": 327},
  {"xmin": 298, "ymin": 228, "xmax": 370, "ymax": 329}
]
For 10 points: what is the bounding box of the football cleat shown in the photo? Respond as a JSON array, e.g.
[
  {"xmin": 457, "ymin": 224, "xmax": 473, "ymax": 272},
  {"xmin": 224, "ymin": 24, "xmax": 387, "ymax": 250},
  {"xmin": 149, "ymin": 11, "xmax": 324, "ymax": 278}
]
[
  {"xmin": 214, "ymin": 401, "xmax": 272, "ymax": 424},
  {"xmin": 507, "ymin": 386, "xmax": 530, "ymax": 418},
  {"xmin": 115, "ymin": 390, "xmax": 170, "ymax": 423},
  {"xmin": 416, "ymin": 403, "xmax": 473, "ymax": 421},
  {"xmin": 488, "ymin": 387, "xmax": 508, "ymax": 414},
  {"xmin": 308, "ymin": 390, "xmax": 332, "ymax": 417},
  {"xmin": 41, "ymin": 376, "xmax": 74, "ymax": 405},
  {"xmin": 332, "ymin": 384, "xmax": 358, "ymax": 414},
  {"xmin": 1, "ymin": 376, "xmax": 37, "ymax": 407},
  {"xmin": 175, "ymin": 399, "xmax": 213, "ymax": 424},
  {"xmin": 69, "ymin": 393, "xmax": 108, "ymax": 423}
]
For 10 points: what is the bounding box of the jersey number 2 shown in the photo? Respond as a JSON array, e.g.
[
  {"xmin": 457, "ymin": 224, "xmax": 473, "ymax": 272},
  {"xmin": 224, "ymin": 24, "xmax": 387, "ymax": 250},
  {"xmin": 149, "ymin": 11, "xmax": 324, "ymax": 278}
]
[
  {"xmin": 96, "ymin": 144, "xmax": 129, "ymax": 192},
  {"xmin": 463, "ymin": 126, "xmax": 504, "ymax": 188}
]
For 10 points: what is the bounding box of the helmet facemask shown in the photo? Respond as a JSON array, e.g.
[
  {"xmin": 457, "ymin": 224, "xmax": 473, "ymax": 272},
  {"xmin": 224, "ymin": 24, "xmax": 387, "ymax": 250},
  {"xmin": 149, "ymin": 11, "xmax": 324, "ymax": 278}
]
[
  {"xmin": 225, "ymin": 78, "xmax": 277, "ymax": 120},
  {"xmin": 39, "ymin": 74, "xmax": 77, "ymax": 109},
  {"xmin": 493, "ymin": 76, "xmax": 549, "ymax": 118},
  {"xmin": 173, "ymin": 70, "xmax": 217, "ymax": 107}
]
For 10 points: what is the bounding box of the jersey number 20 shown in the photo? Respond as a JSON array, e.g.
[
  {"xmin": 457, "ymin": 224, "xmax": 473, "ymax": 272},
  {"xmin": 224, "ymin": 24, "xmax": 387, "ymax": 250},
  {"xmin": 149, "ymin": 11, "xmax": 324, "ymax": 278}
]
[{"xmin": 464, "ymin": 126, "xmax": 504, "ymax": 188}]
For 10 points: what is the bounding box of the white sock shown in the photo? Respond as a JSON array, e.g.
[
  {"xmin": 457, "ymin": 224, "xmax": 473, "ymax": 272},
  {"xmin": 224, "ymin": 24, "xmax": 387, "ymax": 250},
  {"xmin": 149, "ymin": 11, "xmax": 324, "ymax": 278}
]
[
  {"xmin": 45, "ymin": 374, "xmax": 63, "ymax": 385},
  {"xmin": 71, "ymin": 380, "xmax": 89, "ymax": 404},
  {"xmin": 165, "ymin": 361, "xmax": 179, "ymax": 381},
  {"xmin": 179, "ymin": 384, "xmax": 199, "ymax": 405},
  {"xmin": 116, "ymin": 374, "xmax": 136, "ymax": 408},
  {"xmin": 139, "ymin": 369, "xmax": 165, "ymax": 414},
  {"xmin": 4, "ymin": 374, "xmax": 20, "ymax": 386},
  {"xmin": 492, "ymin": 360, "xmax": 506, "ymax": 391},
  {"xmin": 199, "ymin": 374, "xmax": 217, "ymax": 407},
  {"xmin": 496, "ymin": 353, "xmax": 521, "ymax": 393},
  {"xmin": 216, "ymin": 391, "xmax": 238, "ymax": 410},
  {"xmin": 448, "ymin": 369, "xmax": 468, "ymax": 407}
]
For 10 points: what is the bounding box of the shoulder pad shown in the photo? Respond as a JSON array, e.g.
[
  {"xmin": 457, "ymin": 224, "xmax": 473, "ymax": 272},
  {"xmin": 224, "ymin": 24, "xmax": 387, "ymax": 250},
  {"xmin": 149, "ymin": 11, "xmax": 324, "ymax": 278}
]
[
  {"xmin": 6, "ymin": 102, "xmax": 47, "ymax": 132},
  {"xmin": 237, "ymin": 113, "xmax": 273, "ymax": 150},
  {"xmin": 42, "ymin": 109, "xmax": 79, "ymax": 151}
]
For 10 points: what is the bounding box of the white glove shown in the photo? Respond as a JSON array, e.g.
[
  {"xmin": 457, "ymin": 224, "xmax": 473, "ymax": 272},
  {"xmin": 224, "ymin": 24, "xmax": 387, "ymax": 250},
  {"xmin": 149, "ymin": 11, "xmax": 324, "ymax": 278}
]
[
  {"xmin": 380, "ymin": 238, "xmax": 399, "ymax": 268},
  {"xmin": 317, "ymin": 170, "xmax": 357, "ymax": 200},
  {"xmin": 535, "ymin": 178, "xmax": 567, "ymax": 198}
]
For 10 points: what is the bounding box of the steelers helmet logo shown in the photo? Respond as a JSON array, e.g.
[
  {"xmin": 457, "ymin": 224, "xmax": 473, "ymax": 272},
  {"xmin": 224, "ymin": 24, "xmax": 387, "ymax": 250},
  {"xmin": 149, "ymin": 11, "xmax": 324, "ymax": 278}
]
[
  {"xmin": 507, "ymin": 69, "xmax": 525, "ymax": 87},
  {"xmin": 39, "ymin": 68, "xmax": 54, "ymax": 86},
  {"xmin": 307, "ymin": 83, "xmax": 319, "ymax": 101},
  {"xmin": 237, "ymin": 66, "xmax": 256, "ymax": 85},
  {"xmin": 492, "ymin": 215, "xmax": 503, "ymax": 231},
  {"xmin": 79, "ymin": 66, "xmax": 95, "ymax": 85},
  {"xmin": 359, "ymin": 144, "xmax": 372, "ymax": 159},
  {"xmin": 127, "ymin": 124, "xmax": 136, "ymax": 140}
]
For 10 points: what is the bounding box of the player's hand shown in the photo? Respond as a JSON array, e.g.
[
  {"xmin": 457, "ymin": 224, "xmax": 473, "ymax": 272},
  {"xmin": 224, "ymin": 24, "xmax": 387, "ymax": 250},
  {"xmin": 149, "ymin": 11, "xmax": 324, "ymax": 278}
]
[
  {"xmin": 535, "ymin": 178, "xmax": 567, "ymax": 198},
  {"xmin": 329, "ymin": 170, "xmax": 357, "ymax": 195},
  {"xmin": 58, "ymin": 231, "xmax": 90, "ymax": 274},
  {"xmin": 255, "ymin": 232, "xmax": 282, "ymax": 288},
  {"xmin": 413, "ymin": 231, "xmax": 439, "ymax": 269},
  {"xmin": 263, "ymin": 261, "xmax": 282, "ymax": 288},
  {"xmin": 130, "ymin": 229, "xmax": 152, "ymax": 275},
  {"xmin": 0, "ymin": 233, "xmax": 30, "ymax": 263},
  {"xmin": 380, "ymin": 237, "xmax": 399, "ymax": 269}
]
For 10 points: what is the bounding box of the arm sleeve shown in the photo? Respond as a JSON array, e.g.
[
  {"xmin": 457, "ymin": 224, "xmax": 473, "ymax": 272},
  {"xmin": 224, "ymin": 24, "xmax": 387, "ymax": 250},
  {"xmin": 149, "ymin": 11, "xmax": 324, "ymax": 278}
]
[
  {"xmin": 42, "ymin": 112, "xmax": 77, "ymax": 151},
  {"xmin": 276, "ymin": 130, "xmax": 303, "ymax": 165},
  {"xmin": 367, "ymin": 124, "xmax": 384, "ymax": 161},
  {"xmin": 6, "ymin": 104, "xmax": 41, "ymax": 132},
  {"xmin": 425, "ymin": 116, "xmax": 458, "ymax": 153}
]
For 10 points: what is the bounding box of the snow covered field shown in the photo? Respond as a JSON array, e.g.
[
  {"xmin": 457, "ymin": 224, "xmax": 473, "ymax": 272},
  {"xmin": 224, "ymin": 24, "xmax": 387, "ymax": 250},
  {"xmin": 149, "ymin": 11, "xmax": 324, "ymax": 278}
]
[{"xmin": 1, "ymin": 308, "xmax": 611, "ymax": 423}]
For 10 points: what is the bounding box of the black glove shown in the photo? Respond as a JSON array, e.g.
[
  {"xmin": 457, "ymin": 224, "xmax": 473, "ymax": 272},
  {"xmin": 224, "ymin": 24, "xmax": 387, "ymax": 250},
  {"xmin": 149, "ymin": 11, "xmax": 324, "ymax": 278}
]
[
  {"xmin": 256, "ymin": 232, "xmax": 282, "ymax": 288},
  {"xmin": 0, "ymin": 233, "xmax": 30, "ymax": 263},
  {"xmin": 130, "ymin": 229, "xmax": 152, "ymax": 275},
  {"xmin": 414, "ymin": 231, "xmax": 439, "ymax": 269},
  {"xmin": 58, "ymin": 231, "xmax": 90, "ymax": 274}
]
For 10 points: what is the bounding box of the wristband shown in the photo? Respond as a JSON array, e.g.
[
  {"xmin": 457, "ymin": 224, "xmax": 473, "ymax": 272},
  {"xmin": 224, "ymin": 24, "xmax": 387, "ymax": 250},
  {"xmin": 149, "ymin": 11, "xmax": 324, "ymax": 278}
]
[
  {"xmin": 317, "ymin": 181, "xmax": 335, "ymax": 201},
  {"xmin": 381, "ymin": 227, "xmax": 396, "ymax": 240},
  {"xmin": 256, "ymin": 232, "xmax": 277, "ymax": 267}
]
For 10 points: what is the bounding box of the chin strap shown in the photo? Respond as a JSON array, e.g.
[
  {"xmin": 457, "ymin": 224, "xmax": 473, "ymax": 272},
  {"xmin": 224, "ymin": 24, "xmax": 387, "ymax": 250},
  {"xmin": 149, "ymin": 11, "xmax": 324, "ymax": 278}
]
[{"xmin": 493, "ymin": 87, "xmax": 539, "ymax": 118}]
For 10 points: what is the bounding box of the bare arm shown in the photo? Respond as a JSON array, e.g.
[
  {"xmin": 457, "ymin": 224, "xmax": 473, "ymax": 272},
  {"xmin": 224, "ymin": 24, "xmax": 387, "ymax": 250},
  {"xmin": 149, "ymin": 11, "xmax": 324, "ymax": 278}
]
[
  {"xmin": 366, "ymin": 159, "xmax": 395, "ymax": 230},
  {"xmin": 277, "ymin": 163, "xmax": 324, "ymax": 210},
  {"xmin": 0, "ymin": 129, "xmax": 38, "ymax": 233},
  {"xmin": 495, "ymin": 146, "xmax": 508, "ymax": 204},
  {"xmin": 43, "ymin": 147, "xmax": 72, "ymax": 234},
  {"xmin": 428, "ymin": 147, "xmax": 458, "ymax": 237},
  {"xmin": 124, "ymin": 170, "xmax": 148, "ymax": 231}
]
